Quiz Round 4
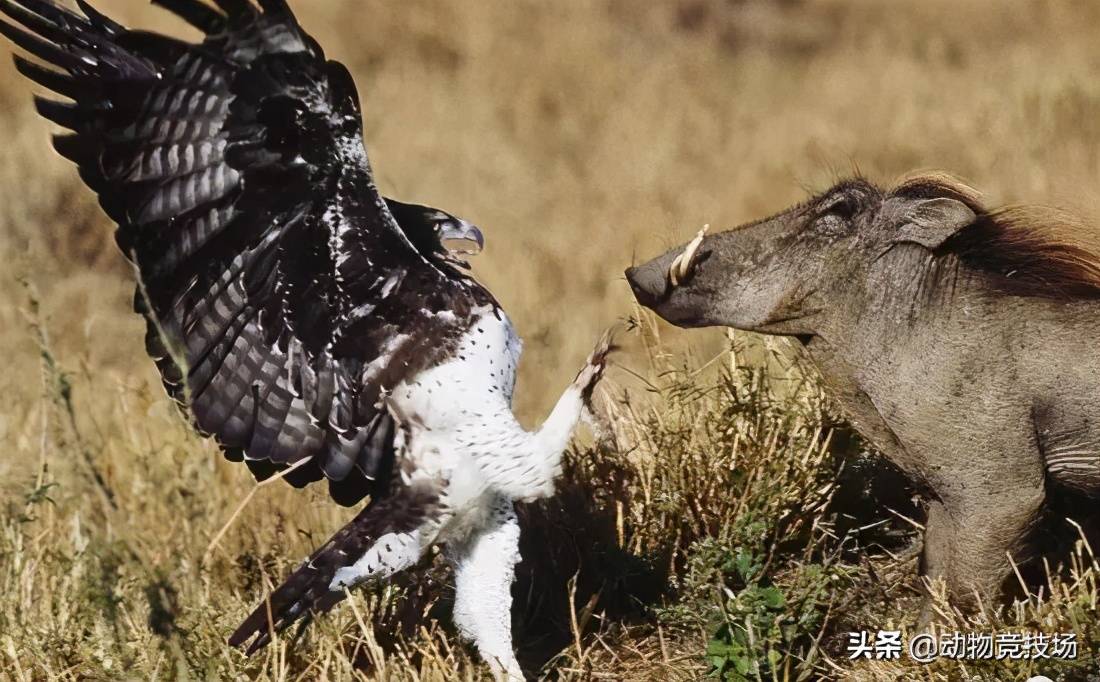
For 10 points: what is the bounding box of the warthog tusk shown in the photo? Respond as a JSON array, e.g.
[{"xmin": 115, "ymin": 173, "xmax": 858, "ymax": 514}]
[{"xmin": 668, "ymin": 224, "xmax": 710, "ymax": 287}]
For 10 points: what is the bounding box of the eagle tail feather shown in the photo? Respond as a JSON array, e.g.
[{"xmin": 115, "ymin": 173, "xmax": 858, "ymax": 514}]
[{"xmin": 229, "ymin": 485, "xmax": 440, "ymax": 654}]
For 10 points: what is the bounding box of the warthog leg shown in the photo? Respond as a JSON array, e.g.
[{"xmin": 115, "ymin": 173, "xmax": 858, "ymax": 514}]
[
  {"xmin": 917, "ymin": 500, "xmax": 953, "ymax": 625},
  {"xmin": 919, "ymin": 479, "xmax": 1045, "ymax": 619}
]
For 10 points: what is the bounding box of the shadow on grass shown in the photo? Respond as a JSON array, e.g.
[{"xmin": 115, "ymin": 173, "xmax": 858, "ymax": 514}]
[
  {"xmin": 323, "ymin": 443, "xmax": 671, "ymax": 678},
  {"xmin": 512, "ymin": 449, "xmax": 671, "ymax": 675}
]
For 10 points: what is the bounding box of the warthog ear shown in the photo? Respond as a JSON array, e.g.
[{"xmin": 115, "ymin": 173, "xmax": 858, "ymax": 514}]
[{"xmin": 892, "ymin": 197, "xmax": 977, "ymax": 250}]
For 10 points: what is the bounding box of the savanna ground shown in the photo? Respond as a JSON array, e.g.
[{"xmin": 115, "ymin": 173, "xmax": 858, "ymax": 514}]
[{"xmin": 2, "ymin": 0, "xmax": 1100, "ymax": 679}]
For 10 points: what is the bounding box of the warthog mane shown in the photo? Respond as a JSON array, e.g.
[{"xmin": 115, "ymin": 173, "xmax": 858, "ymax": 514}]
[{"xmin": 894, "ymin": 172, "xmax": 1100, "ymax": 300}]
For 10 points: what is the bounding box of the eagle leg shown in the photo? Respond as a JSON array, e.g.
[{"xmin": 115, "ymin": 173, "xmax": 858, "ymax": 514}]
[{"xmin": 445, "ymin": 497, "xmax": 525, "ymax": 682}]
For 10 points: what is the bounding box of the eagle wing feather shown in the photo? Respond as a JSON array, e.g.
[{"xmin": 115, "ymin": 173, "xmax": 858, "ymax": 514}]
[{"xmin": 0, "ymin": 0, "xmax": 487, "ymax": 506}]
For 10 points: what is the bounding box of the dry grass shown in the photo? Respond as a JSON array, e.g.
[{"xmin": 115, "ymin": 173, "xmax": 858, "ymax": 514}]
[{"xmin": 2, "ymin": 1, "xmax": 1100, "ymax": 680}]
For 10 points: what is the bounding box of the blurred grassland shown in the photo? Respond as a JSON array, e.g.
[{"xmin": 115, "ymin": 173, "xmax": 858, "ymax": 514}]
[
  {"xmin": 2, "ymin": 0, "xmax": 1100, "ymax": 680},
  {"xmin": 5, "ymin": 0, "xmax": 1100, "ymax": 419}
]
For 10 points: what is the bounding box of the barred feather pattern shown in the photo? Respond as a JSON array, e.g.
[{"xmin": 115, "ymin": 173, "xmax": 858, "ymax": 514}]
[
  {"xmin": 1, "ymin": 4, "xmax": 614, "ymax": 678},
  {"xmin": 0, "ymin": 0, "xmax": 497, "ymax": 505}
]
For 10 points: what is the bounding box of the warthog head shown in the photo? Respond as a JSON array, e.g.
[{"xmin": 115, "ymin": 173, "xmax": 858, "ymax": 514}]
[{"xmin": 625, "ymin": 177, "xmax": 978, "ymax": 336}]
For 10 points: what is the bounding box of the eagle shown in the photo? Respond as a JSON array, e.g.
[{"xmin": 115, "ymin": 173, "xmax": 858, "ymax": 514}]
[{"xmin": 0, "ymin": 1, "xmax": 612, "ymax": 678}]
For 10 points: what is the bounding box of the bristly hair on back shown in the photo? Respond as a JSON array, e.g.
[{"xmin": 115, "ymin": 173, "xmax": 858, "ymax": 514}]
[{"xmin": 891, "ymin": 172, "xmax": 1100, "ymax": 300}]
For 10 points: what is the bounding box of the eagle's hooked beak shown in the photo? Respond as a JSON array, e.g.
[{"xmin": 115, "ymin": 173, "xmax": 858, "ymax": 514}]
[{"xmin": 441, "ymin": 219, "xmax": 485, "ymax": 256}]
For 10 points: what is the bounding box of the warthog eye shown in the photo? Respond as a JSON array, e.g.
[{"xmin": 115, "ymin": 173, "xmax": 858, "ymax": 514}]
[
  {"xmin": 813, "ymin": 195, "xmax": 858, "ymax": 236},
  {"xmin": 820, "ymin": 195, "xmax": 857, "ymax": 220}
]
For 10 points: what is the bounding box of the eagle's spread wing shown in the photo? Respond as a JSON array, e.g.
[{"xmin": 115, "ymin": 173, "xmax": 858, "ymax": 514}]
[{"xmin": 0, "ymin": 0, "xmax": 492, "ymax": 506}]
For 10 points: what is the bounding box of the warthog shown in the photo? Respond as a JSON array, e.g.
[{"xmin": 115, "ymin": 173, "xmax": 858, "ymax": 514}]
[{"xmin": 626, "ymin": 173, "xmax": 1100, "ymax": 613}]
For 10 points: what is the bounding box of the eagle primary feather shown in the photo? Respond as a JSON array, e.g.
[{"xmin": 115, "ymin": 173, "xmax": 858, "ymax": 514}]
[{"xmin": 1, "ymin": 1, "xmax": 611, "ymax": 679}]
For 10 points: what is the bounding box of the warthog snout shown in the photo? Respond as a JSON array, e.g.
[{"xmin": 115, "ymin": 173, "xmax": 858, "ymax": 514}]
[
  {"xmin": 625, "ymin": 261, "xmax": 670, "ymax": 308},
  {"xmin": 627, "ymin": 226, "xmax": 711, "ymax": 308}
]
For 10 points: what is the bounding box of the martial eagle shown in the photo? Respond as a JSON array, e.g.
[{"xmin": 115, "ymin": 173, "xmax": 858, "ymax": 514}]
[{"xmin": 0, "ymin": 1, "xmax": 612, "ymax": 678}]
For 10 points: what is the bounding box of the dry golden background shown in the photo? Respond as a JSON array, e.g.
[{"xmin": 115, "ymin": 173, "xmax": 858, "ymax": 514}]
[{"xmin": 3, "ymin": 0, "xmax": 1100, "ymax": 423}]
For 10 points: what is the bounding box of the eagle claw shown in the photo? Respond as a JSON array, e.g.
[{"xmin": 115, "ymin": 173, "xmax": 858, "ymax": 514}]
[{"xmin": 574, "ymin": 327, "xmax": 617, "ymax": 402}]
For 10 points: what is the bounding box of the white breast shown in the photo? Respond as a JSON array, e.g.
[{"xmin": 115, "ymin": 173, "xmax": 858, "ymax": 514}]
[
  {"xmin": 391, "ymin": 307, "xmax": 520, "ymax": 426},
  {"xmin": 388, "ymin": 308, "xmax": 523, "ymax": 534}
]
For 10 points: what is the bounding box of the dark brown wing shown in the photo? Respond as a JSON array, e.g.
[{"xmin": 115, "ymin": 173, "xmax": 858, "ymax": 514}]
[{"xmin": 1, "ymin": 0, "xmax": 492, "ymax": 506}]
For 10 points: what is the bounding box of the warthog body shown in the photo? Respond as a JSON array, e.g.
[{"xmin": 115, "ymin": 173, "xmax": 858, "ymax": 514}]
[{"xmin": 626, "ymin": 173, "xmax": 1100, "ymax": 610}]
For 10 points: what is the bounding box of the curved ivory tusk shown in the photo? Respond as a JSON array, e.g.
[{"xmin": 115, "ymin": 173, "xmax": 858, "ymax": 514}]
[{"xmin": 669, "ymin": 224, "xmax": 710, "ymax": 286}]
